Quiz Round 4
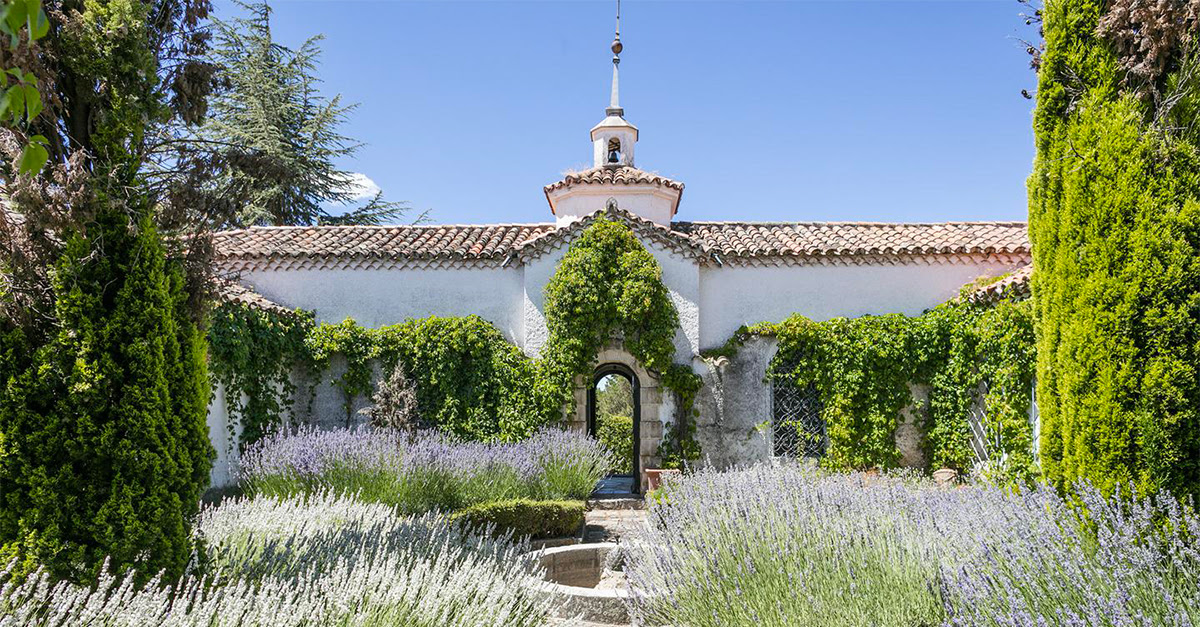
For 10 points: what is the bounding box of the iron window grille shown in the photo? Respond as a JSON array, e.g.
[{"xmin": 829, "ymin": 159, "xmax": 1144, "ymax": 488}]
[{"xmin": 770, "ymin": 374, "xmax": 826, "ymax": 459}]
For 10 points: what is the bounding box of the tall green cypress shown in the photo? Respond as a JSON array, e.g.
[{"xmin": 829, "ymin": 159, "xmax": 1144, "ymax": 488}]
[
  {"xmin": 0, "ymin": 205, "xmax": 213, "ymax": 582},
  {"xmin": 1030, "ymin": 0, "xmax": 1200, "ymax": 496}
]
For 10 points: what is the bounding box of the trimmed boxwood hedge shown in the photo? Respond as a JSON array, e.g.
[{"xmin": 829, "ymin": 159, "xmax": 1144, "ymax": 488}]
[{"xmin": 448, "ymin": 499, "xmax": 585, "ymax": 540}]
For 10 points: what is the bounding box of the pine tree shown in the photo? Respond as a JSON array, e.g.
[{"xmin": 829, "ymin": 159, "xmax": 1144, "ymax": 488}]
[{"xmin": 204, "ymin": 1, "xmax": 408, "ymax": 226}]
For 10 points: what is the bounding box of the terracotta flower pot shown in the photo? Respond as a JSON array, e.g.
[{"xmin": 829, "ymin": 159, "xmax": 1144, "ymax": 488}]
[
  {"xmin": 644, "ymin": 468, "xmax": 680, "ymax": 491},
  {"xmin": 932, "ymin": 467, "xmax": 959, "ymax": 487}
]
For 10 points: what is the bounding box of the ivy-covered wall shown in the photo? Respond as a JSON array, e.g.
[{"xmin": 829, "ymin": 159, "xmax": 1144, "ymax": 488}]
[
  {"xmin": 207, "ymin": 215, "xmax": 1036, "ymax": 487},
  {"xmin": 207, "ymin": 216, "xmax": 704, "ymax": 485},
  {"xmin": 692, "ymin": 291, "xmax": 1036, "ymax": 483}
]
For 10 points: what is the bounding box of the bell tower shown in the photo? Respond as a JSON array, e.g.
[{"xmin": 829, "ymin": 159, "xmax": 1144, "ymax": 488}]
[
  {"xmin": 543, "ymin": 0, "xmax": 684, "ymax": 227},
  {"xmin": 591, "ymin": 3, "xmax": 638, "ymax": 168}
]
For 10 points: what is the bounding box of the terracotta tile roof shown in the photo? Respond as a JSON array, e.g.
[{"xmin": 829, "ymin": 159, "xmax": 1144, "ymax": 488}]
[
  {"xmin": 213, "ymin": 223, "xmax": 556, "ymax": 271},
  {"xmin": 213, "ymin": 214, "xmax": 1030, "ymax": 271},
  {"xmin": 543, "ymin": 165, "xmax": 685, "ymax": 194},
  {"xmin": 213, "ymin": 278, "xmax": 296, "ymax": 315},
  {"xmin": 673, "ymin": 221, "xmax": 1030, "ymax": 261},
  {"xmin": 965, "ymin": 263, "xmax": 1033, "ymax": 304}
]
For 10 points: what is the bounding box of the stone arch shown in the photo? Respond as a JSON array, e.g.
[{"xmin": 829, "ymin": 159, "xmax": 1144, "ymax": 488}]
[{"xmin": 568, "ymin": 342, "xmax": 668, "ymax": 491}]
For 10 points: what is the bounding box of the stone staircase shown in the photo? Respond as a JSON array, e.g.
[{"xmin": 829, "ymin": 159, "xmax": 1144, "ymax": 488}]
[{"xmin": 585, "ymin": 475, "xmax": 646, "ymax": 543}]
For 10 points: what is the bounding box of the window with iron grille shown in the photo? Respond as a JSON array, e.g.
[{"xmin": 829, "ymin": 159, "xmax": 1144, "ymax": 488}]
[{"xmin": 771, "ymin": 376, "xmax": 826, "ymax": 459}]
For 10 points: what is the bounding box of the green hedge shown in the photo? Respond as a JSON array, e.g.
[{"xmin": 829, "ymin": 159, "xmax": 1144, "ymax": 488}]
[
  {"xmin": 448, "ymin": 499, "xmax": 585, "ymax": 540},
  {"xmin": 1030, "ymin": 0, "xmax": 1200, "ymax": 496}
]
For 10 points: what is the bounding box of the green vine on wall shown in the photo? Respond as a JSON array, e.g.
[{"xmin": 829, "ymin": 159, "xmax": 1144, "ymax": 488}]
[
  {"xmin": 208, "ymin": 301, "xmax": 312, "ymax": 449},
  {"xmin": 210, "ymin": 215, "xmax": 704, "ymax": 462},
  {"xmin": 209, "ymin": 308, "xmax": 557, "ymax": 446},
  {"xmin": 718, "ymin": 291, "xmax": 1037, "ymax": 484},
  {"xmin": 541, "ymin": 215, "xmax": 703, "ymax": 468}
]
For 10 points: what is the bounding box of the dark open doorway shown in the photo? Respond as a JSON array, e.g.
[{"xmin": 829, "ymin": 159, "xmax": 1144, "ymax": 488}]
[{"xmin": 587, "ymin": 363, "xmax": 641, "ymax": 492}]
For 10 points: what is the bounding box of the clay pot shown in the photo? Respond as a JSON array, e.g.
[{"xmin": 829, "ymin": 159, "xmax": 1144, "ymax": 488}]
[
  {"xmin": 932, "ymin": 468, "xmax": 959, "ymax": 487},
  {"xmin": 644, "ymin": 468, "xmax": 680, "ymax": 491}
]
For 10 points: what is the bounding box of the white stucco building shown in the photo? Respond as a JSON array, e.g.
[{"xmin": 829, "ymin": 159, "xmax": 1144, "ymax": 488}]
[{"xmin": 209, "ymin": 29, "xmax": 1031, "ymax": 489}]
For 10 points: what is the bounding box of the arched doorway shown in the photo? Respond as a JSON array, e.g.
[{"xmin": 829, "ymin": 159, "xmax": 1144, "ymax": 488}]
[{"xmin": 587, "ymin": 363, "xmax": 641, "ymax": 492}]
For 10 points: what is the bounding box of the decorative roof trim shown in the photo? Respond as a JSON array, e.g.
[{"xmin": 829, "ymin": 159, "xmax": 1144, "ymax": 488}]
[
  {"xmin": 517, "ymin": 205, "xmax": 708, "ymax": 263},
  {"xmin": 543, "ymin": 165, "xmax": 685, "ymax": 194},
  {"xmin": 543, "ymin": 165, "xmax": 686, "ymax": 216},
  {"xmin": 720, "ymin": 252, "xmax": 1031, "ymax": 269}
]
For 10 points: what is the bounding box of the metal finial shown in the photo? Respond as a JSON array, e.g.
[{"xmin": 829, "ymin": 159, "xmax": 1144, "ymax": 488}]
[{"xmin": 611, "ymin": 0, "xmax": 622, "ymax": 55}]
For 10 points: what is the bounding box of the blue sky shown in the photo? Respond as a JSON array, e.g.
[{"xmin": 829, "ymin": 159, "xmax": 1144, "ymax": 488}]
[{"xmin": 221, "ymin": 0, "xmax": 1040, "ymax": 225}]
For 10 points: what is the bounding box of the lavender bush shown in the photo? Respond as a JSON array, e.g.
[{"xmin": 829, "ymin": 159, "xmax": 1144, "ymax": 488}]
[
  {"xmin": 625, "ymin": 464, "xmax": 1200, "ymax": 627},
  {"xmin": 0, "ymin": 493, "xmax": 554, "ymax": 626},
  {"xmin": 240, "ymin": 426, "xmax": 608, "ymax": 513}
]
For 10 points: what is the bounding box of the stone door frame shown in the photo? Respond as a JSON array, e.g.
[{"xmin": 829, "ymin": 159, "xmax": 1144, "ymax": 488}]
[
  {"xmin": 568, "ymin": 343, "xmax": 666, "ymax": 491},
  {"xmin": 587, "ymin": 362, "xmax": 642, "ymax": 483}
]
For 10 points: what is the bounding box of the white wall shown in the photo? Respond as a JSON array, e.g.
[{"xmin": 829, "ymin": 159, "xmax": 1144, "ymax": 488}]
[
  {"xmin": 698, "ymin": 261, "xmax": 1023, "ymax": 349},
  {"xmin": 241, "ymin": 266, "xmax": 526, "ymax": 344},
  {"xmin": 549, "ymin": 186, "xmax": 679, "ymax": 227}
]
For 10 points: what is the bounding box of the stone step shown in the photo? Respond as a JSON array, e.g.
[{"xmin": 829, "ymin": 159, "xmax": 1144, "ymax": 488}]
[{"xmin": 587, "ymin": 496, "xmax": 644, "ymax": 510}]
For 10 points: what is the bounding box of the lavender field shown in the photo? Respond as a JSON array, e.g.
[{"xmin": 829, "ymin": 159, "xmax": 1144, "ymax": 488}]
[
  {"xmin": 240, "ymin": 426, "xmax": 608, "ymax": 513},
  {"xmin": 0, "ymin": 493, "xmax": 551, "ymax": 626},
  {"xmin": 625, "ymin": 465, "xmax": 1200, "ymax": 627}
]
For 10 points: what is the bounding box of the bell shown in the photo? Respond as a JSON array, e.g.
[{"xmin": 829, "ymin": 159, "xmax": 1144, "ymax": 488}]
[{"xmin": 607, "ymin": 149, "xmax": 620, "ymax": 164}]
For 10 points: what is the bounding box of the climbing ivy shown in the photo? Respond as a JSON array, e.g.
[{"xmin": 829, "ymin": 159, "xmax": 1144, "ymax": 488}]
[
  {"xmin": 209, "ymin": 309, "xmax": 557, "ymax": 445},
  {"xmin": 923, "ymin": 298, "xmax": 1038, "ymax": 483},
  {"xmin": 738, "ymin": 290, "xmax": 1036, "ymax": 483},
  {"xmin": 541, "ymin": 216, "xmax": 703, "ymax": 468},
  {"xmin": 541, "ymin": 217, "xmax": 679, "ymax": 397},
  {"xmin": 208, "ymin": 301, "xmax": 313, "ymax": 449},
  {"xmin": 769, "ymin": 313, "xmax": 926, "ymax": 471}
]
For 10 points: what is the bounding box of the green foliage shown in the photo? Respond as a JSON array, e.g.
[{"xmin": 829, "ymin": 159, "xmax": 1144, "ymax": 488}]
[
  {"xmin": 1031, "ymin": 0, "xmax": 1200, "ymax": 497},
  {"xmin": 597, "ymin": 414, "xmax": 634, "ymax": 474},
  {"xmin": 596, "ymin": 374, "xmax": 633, "ymax": 420},
  {"xmin": 754, "ymin": 297, "xmax": 1036, "ymax": 479},
  {"xmin": 208, "ymin": 302, "xmax": 313, "ymax": 448},
  {"xmin": 0, "ymin": 212, "xmax": 214, "ymax": 583},
  {"xmin": 0, "ymin": 0, "xmax": 49, "ymax": 175},
  {"xmin": 923, "ymin": 299, "xmax": 1038, "ymax": 484},
  {"xmin": 542, "ymin": 215, "xmax": 702, "ymax": 466},
  {"xmin": 542, "ymin": 216, "xmax": 678, "ymax": 397},
  {"xmin": 449, "ymin": 499, "xmax": 585, "ymax": 540},
  {"xmin": 373, "ymin": 316, "xmax": 559, "ymax": 441},
  {"xmin": 205, "ymin": 1, "xmax": 407, "ymax": 226},
  {"xmin": 209, "ymin": 311, "xmax": 557, "ymax": 444},
  {"xmin": 211, "ymin": 218, "xmax": 700, "ymax": 462},
  {"xmin": 770, "ymin": 314, "xmax": 920, "ymax": 470}
]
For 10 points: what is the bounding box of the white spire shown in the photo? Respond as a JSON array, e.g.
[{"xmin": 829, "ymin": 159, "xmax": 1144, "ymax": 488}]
[
  {"xmin": 607, "ymin": 0, "xmax": 623, "ymax": 116},
  {"xmin": 591, "ymin": 0, "xmax": 637, "ymax": 169}
]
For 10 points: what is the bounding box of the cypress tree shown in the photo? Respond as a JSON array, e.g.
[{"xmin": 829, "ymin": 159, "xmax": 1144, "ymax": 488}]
[
  {"xmin": 1030, "ymin": 0, "xmax": 1200, "ymax": 496},
  {"xmin": 0, "ymin": 205, "xmax": 213, "ymax": 582},
  {"xmin": 0, "ymin": 0, "xmax": 217, "ymax": 582}
]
